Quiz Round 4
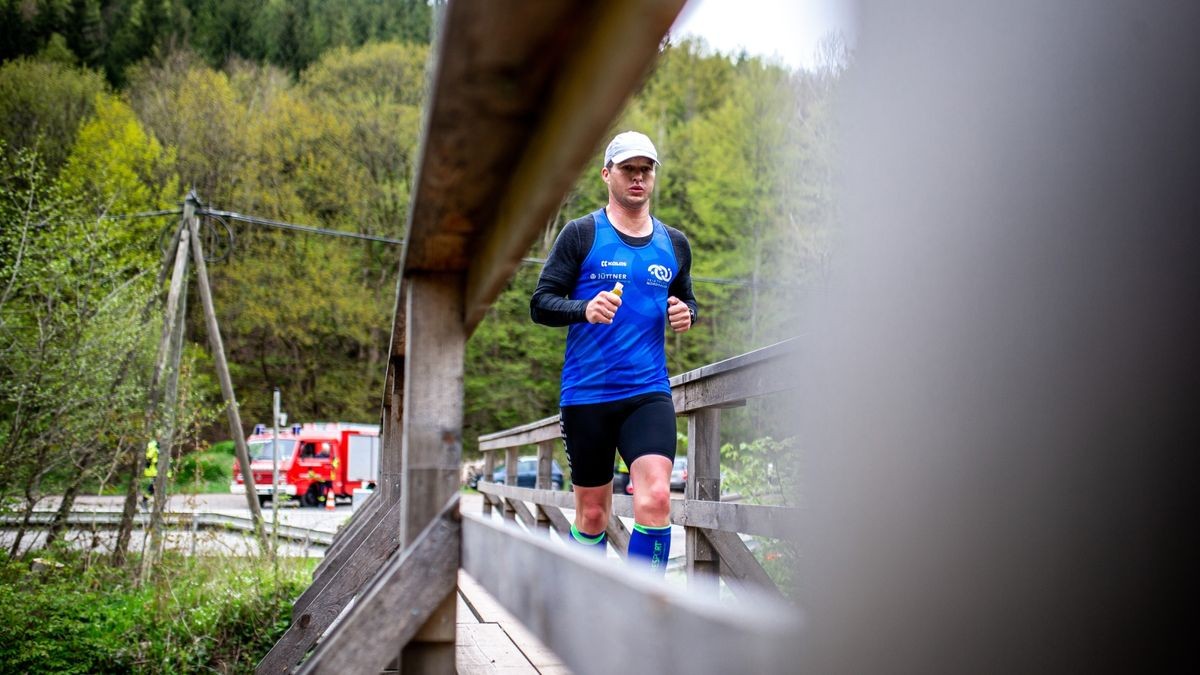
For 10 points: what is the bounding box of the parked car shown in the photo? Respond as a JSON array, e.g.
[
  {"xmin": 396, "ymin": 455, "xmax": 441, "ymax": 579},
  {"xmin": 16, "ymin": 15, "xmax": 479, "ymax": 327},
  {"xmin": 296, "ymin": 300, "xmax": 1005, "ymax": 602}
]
[
  {"xmin": 670, "ymin": 456, "xmax": 687, "ymax": 492},
  {"xmin": 474, "ymin": 456, "xmax": 564, "ymax": 490}
]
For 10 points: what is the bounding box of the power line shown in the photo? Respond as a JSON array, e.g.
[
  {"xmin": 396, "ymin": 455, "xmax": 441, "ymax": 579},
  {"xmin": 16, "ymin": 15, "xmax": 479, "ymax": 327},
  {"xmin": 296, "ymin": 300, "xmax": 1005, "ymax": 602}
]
[
  {"xmin": 103, "ymin": 209, "xmax": 183, "ymax": 219},
  {"xmin": 198, "ymin": 208, "xmax": 403, "ymax": 245},
  {"xmin": 99, "ymin": 206, "xmax": 777, "ymax": 288}
]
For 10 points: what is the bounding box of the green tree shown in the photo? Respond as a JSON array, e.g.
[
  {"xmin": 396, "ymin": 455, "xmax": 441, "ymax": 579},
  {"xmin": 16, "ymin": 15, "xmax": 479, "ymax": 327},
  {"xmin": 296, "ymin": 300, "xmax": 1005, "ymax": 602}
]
[
  {"xmin": 0, "ymin": 145, "xmax": 155, "ymax": 553},
  {"xmin": 0, "ymin": 57, "xmax": 107, "ymax": 173}
]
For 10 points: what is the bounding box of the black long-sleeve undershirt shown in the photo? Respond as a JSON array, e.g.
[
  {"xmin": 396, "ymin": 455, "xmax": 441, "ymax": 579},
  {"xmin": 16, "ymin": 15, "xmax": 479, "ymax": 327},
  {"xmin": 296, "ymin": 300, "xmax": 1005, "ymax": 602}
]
[{"xmin": 530, "ymin": 212, "xmax": 698, "ymax": 327}]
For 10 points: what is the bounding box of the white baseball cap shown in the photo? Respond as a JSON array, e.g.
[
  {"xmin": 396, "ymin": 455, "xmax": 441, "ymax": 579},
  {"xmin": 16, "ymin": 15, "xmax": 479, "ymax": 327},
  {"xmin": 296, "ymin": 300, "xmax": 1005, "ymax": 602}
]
[{"xmin": 604, "ymin": 131, "xmax": 659, "ymax": 167}]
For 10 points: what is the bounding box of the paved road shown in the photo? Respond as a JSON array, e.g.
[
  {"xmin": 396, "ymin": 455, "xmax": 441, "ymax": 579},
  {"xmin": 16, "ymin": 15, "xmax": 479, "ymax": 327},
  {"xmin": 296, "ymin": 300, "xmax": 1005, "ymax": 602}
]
[{"xmin": 16, "ymin": 492, "xmax": 685, "ymax": 566}]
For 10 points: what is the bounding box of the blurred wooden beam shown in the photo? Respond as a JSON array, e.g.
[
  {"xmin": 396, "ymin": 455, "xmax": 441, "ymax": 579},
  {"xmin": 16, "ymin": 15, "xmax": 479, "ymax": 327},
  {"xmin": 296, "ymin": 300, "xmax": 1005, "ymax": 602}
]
[{"xmin": 398, "ymin": 0, "xmax": 688, "ymax": 333}]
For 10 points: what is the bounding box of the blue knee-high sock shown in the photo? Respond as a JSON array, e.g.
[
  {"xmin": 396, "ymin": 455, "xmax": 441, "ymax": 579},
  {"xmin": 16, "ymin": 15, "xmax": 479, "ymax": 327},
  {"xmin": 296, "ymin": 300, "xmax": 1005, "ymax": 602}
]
[
  {"xmin": 628, "ymin": 523, "xmax": 672, "ymax": 573},
  {"xmin": 570, "ymin": 523, "xmax": 607, "ymax": 553}
]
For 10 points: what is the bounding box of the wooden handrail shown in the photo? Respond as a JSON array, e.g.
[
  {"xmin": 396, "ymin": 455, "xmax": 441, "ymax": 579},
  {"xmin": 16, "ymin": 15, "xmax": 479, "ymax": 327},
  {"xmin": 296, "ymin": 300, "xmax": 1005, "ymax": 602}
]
[{"xmin": 476, "ymin": 338, "xmax": 802, "ymax": 597}]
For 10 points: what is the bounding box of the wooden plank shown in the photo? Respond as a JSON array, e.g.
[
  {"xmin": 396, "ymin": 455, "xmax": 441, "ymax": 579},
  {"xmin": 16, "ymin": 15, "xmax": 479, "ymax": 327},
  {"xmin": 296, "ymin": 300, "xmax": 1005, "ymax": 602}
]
[
  {"xmin": 456, "ymin": 623, "xmax": 537, "ymax": 674},
  {"xmin": 457, "ymin": 591, "xmax": 479, "ymax": 624},
  {"xmin": 476, "ymin": 482, "xmax": 798, "ymax": 539},
  {"xmin": 461, "ymin": 512, "xmax": 799, "ymax": 675},
  {"xmin": 686, "ymin": 408, "xmax": 721, "ymax": 592},
  {"xmin": 398, "ymin": 273, "xmax": 465, "ymax": 672},
  {"xmin": 461, "ymin": 0, "xmax": 688, "ymax": 330},
  {"xmin": 507, "ymin": 498, "xmax": 540, "ymax": 532},
  {"xmin": 482, "ymin": 449, "xmax": 496, "ymax": 515},
  {"xmin": 503, "ymin": 446, "xmax": 519, "ymax": 523},
  {"xmin": 291, "ymin": 496, "xmax": 401, "ymax": 620},
  {"xmin": 539, "ymin": 505, "xmax": 572, "ymax": 535},
  {"xmin": 313, "ymin": 487, "xmax": 387, "ymax": 580},
  {"xmin": 605, "ymin": 515, "xmax": 630, "ymax": 557},
  {"xmin": 297, "ymin": 497, "xmax": 460, "ymax": 675},
  {"xmin": 457, "ymin": 571, "xmax": 511, "ymax": 625},
  {"xmin": 380, "ymin": 357, "xmax": 405, "ymax": 502},
  {"xmin": 479, "ymin": 415, "xmax": 559, "ymax": 448},
  {"xmin": 670, "ymin": 339, "xmax": 799, "ymax": 413},
  {"xmin": 258, "ymin": 497, "xmax": 404, "ymax": 674},
  {"xmin": 700, "ymin": 528, "xmax": 784, "ymax": 599},
  {"xmin": 459, "ymin": 572, "xmax": 568, "ymax": 674},
  {"xmin": 672, "ymin": 500, "xmax": 799, "ymax": 540}
]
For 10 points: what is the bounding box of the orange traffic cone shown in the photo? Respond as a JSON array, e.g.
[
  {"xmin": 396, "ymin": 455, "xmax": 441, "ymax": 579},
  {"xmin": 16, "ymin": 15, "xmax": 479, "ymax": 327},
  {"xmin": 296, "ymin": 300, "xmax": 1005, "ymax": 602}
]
[{"xmin": 325, "ymin": 489, "xmax": 336, "ymax": 510}]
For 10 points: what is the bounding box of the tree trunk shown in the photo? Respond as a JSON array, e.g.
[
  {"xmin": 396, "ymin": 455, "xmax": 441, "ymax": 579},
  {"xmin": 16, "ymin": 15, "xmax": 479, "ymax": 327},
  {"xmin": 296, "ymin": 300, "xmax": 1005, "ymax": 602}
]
[
  {"xmin": 45, "ymin": 448, "xmax": 96, "ymax": 547},
  {"xmin": 8, "ymin": 477, "xmax": 42, "ymax": 558}
]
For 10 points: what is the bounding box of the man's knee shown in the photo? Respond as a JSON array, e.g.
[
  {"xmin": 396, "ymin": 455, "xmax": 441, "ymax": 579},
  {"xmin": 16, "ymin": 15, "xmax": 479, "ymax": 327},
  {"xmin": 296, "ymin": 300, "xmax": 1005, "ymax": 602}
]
[
  {"xmin": 635, "ymin": 481, "xmax": 671, "ymax": 520},
  {"xmin": 578, "ymin": 502, "xmax": 609, "ymax": 531}
]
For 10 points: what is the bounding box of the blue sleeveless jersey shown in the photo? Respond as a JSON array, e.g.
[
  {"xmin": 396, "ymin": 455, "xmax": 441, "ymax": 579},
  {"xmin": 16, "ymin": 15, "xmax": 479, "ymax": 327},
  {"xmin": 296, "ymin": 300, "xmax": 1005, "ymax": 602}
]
[{"xmin": 560, "ymin": 209, "xmax": 679, "ymax": 406}]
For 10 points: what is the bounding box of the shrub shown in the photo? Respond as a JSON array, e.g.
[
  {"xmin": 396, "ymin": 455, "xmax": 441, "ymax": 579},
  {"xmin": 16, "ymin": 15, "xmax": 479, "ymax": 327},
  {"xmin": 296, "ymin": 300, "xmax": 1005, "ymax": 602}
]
[{"xmin": 0, "ymin": 549, "xmax": 313, "ymax": 673}]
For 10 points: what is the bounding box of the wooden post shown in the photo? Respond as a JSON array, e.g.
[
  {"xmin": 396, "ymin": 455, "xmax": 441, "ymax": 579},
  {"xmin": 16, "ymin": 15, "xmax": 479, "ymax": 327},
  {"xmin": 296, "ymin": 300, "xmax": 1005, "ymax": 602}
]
[
  {"xmin": 144, "ymin": 228, "xmax": 190, "ymax": 577},
  {"xmin": 503, "ymin": 446, "xmax": 518, "ymax": 522},
  {"xmin": 187, "ymin": 193, "xmax": 268, "ymax": 549},
  {"xmin": 534, "ymin": 440, "xmax": 553, "ymax": 533},
  {"xmin": 687, "ymin": 408, "xmax": 722, "ymax": 592},
  {"xmin": 481, "ymin": 449, "xmax": 495, "ymax": 516},
  {"xmin": 398, "ymin": 273, "xmax": 463, "ymax": 673}
]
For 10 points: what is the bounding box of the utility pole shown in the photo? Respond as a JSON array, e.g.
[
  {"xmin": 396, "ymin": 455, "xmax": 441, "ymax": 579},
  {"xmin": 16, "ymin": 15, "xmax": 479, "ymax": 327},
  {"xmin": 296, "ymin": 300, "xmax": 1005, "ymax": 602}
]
[
  {"xmin": 272, "ymin": 387, "xmax": 282, "ymax": 558},
  {"xmin": 186, "ymin": 190, "xmax": 270, "ymax": 552},
  {"xmin": 142, "ymin": 225, "xmax": 191, "ymax": 581}
]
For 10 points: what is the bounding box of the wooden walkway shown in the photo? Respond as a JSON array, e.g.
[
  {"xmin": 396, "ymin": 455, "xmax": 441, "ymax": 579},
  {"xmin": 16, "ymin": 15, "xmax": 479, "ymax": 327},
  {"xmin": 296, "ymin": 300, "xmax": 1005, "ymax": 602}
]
[{"xmin": 456, "ymin": 571, "xmax": 570, "ymax": 675}]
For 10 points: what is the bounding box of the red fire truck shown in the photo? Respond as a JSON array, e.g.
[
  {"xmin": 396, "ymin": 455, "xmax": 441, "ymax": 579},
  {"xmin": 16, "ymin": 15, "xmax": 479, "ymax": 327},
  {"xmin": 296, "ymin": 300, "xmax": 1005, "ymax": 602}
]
[{"xmin": 230, "ymin": 422, "xmax": 380, "ymax": 507}]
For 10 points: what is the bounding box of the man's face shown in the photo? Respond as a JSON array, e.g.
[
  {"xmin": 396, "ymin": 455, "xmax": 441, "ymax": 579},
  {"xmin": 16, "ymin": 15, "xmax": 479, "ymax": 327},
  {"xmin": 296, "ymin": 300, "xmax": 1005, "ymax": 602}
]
[{"xmin": 603, "ymin": 157, "xmax": 656, "ymax": 208}]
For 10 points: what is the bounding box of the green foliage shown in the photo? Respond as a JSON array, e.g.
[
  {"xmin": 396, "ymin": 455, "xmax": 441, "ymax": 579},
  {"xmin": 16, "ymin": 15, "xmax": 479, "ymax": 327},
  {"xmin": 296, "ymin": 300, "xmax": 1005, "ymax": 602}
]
[
  {"xmin": 719, "ymin": 435, "xmax": 800, "ymax": 506},
  {"xmin": 0, "ymin": 57, "xmax": 107, "ymax": 173},
  {"xmin": 0, "ymin": 0, "xmax": 431, "ymax": 84},
  {"xmin": 0, "ymin": 549, "xmax": 314, "ymax": 673},
  {"xmin": 0, "ymin": 142, "xmax": 157, "ymax": 507},
  {"xmin": 719, "ymin": 435, "xmax": 802, "ymax": 597},
  {"xmin": 464, "ymin": 266, "xmax": 565, "ymax": 456}
]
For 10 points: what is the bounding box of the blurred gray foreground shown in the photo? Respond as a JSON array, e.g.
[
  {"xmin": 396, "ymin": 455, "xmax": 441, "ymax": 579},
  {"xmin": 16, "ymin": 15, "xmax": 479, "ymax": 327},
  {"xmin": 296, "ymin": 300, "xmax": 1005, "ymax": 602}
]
[{"xmin": 788, "ymin": 2, "xmax": 1199, "ymax": 673}]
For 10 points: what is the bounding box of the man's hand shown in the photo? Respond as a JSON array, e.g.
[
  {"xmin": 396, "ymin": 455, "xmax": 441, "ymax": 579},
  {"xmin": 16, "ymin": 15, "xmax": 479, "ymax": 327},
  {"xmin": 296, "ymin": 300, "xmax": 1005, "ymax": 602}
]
[
  {"xmin": 667, "ymin": 296, "xmax": 692, "ymax": 333},
  {"xmin": 586, "ymin": 290, "xmax": 622, "ymax": 324}
]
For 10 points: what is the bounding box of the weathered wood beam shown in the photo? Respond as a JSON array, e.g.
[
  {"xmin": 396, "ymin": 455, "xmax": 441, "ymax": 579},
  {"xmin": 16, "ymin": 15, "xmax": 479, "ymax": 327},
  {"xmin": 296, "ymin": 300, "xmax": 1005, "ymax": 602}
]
[
  {"xmin": 461, "ymin": 512, "xmax": 799, "ymax": 675},
  {"xmin": 506, "ymin": 497, "xmax": 540, "ymax": 532},
  {"xmin": 291, "ymin": 496, "xmax": 401, "ymax": 621},
  {"xmin": 605, "ymin": 514, "xmax": 630, "ymax": 557},
  {"xmin": 671, "ymin": 338, "xmax": 799, "ymax": 413},
  {"xmin": 687, "ymin": 408, "xmax": 721, "ymax": 592},
  {"xmin": 478, "ymin": 416, "xmax": 560, "ymax": 451},
  {"xmin": 296, "ymin": 497, "xmax": 460, "ymax": 675},
  {"xmin": 461, "ymin": 0, "xmax": 690, "ymax": 331},
  {"xmin": 700, "ymin": 528, "xmax": 784, "ymax": 599},
  {"xmin": 398, "ymin": 273, "xmax": 465, "ymax": 671},
  {"xmin": 258, "ymin": 498, "xmax": 403, "ymax": 674},
  {"xmin": 538, "ymin": 504, "xmax": 572, "ymax": 535},
  {"xmin": 313, "ymin": 488, "xmax": 386, "ymax": 581},
  {"xmin": 476, "ymin": 482, "xmax": 799, "ymax": 540}
]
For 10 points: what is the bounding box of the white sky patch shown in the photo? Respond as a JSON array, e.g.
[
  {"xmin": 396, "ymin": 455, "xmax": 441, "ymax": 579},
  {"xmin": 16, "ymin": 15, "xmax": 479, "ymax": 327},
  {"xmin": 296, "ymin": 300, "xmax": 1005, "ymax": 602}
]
[{"xmin": 672, "ymin": 0, "xmax": 858, "ymax": 71}]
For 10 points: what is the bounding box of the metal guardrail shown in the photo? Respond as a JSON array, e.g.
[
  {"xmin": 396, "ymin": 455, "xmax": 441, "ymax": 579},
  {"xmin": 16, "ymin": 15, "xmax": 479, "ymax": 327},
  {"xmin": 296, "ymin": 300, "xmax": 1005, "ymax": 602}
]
[{"xmin": 0, "ymin": 511, "xmax": 333, "ymax": 546}]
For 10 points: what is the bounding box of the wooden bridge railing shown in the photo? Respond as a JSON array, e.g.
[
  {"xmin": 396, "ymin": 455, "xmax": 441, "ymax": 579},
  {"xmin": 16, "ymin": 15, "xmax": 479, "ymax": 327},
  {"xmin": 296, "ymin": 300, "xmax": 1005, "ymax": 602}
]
[
  {"xmin": 475, "ymin": 339, "xmax": 801, "ymax": 597},
  {"xmin": 255, "ymin": 1, "xmax": 803, "ymax": 673}
]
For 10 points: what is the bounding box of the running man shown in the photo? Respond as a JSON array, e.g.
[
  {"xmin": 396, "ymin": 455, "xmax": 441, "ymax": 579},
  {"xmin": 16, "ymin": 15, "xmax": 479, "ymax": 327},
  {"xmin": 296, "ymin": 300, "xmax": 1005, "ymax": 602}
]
[{"xmin": 531, "ymin": 131, "xmax": 697, "ymax": 572}]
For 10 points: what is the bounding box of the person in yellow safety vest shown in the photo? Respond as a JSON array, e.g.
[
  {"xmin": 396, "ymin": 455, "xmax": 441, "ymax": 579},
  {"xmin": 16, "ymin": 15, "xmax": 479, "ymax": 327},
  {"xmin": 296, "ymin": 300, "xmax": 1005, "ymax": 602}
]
[
  {"xmin": 141, "ymin": 439, "xmax": 173, "ymax": 508},
  {"xmin": 142, "ymin": 439, "xmax": 159, "ymax": 508}
]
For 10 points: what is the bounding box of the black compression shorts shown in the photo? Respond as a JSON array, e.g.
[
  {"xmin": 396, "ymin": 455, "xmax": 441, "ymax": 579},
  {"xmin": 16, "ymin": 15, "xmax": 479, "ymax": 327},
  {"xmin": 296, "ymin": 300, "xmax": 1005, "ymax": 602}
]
[{"xmin": 559, "ymin": 392, "xmax": 677, "ymax": 488}]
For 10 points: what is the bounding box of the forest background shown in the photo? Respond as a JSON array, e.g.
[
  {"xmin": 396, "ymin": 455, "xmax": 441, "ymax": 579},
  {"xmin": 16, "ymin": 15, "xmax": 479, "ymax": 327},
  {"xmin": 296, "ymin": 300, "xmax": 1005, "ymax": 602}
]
[
  {"xmin": 0, "ymin": 3, "xmax": 840, "ymax": 667},
  {"xmin": 1, "ymin": 0, "xmax": 843, "ymax": 523}
]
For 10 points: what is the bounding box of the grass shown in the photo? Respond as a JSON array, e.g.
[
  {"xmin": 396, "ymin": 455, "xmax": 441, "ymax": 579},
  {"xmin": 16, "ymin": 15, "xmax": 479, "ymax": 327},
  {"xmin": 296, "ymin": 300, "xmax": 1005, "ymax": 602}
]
[
  {"xmin": 173, "ymin": 440, "xmax": 236, "ymax": 494},
  {"xmin": 0, "ymin": 547, "xmax": 314, "ymax": 673}
]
